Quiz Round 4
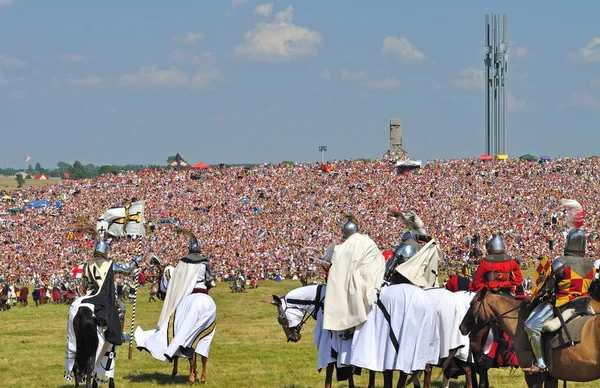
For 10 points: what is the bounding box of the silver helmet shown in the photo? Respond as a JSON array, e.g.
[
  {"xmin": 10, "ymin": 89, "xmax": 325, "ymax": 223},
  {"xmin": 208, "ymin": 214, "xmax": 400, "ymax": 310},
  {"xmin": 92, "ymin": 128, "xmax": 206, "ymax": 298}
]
[
  {"xmin": 551, "ymin": 259, "xmax": 566, "ymax": 281},
  {"xmin": 189, "ymin": 238, "xmax": 201, "ymax": 254},
  {"xmin": 342, "ymin": 220, "xmax": 359, "ymax": 239},
  {"xmin": 384, "ymin": 243, "xmax": 417, "ymax": 281},
  {"xmin": 94, "ymin": 239, "xmax": 110, "ymax": 258},
  {"xmin": 393, "ymin": 243, "xmax": 417, "ymax": 264},
  {"xmin": 564, "ymin": 228, "xmax": 586, "ymax": 257},
  {"xmin": 486, "ymin": 234, "xmax": 505, "ymax": 254}
]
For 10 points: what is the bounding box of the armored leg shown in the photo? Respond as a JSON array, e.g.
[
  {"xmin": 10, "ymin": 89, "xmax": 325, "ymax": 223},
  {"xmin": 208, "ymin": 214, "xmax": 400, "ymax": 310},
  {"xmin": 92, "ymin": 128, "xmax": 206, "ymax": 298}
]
[{"xmin": 524, "ymin": 302, "xmax": 553, "ymax": 370}]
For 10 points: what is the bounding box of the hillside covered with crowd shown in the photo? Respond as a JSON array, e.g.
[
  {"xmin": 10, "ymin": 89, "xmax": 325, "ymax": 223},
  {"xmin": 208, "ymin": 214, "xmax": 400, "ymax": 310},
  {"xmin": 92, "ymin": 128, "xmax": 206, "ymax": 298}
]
[{"xmin": 2, "ymin": 155, "xmax": 600, "ymax": 286}]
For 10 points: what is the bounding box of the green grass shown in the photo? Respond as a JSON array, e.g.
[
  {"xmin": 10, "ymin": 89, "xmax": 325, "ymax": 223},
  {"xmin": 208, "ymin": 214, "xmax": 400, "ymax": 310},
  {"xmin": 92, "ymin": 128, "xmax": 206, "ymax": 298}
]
[{"xmin": 1, "ymin": 281, "xmax": 599, "ymax": 388}]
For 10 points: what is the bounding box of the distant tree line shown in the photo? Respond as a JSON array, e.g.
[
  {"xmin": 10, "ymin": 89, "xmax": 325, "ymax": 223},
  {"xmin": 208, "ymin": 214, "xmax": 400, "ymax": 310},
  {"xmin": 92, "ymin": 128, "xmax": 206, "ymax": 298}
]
[{"xmin": 0, "ymin": 161, "xmax": 163, "ymax": 180}]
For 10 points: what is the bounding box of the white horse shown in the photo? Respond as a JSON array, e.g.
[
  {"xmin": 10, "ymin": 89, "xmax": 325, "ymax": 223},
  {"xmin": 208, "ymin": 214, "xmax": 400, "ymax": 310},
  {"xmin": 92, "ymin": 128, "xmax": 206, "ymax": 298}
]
[{"xmin": 135, "ymin": 265, "xmax": 216, "ymax": 385}]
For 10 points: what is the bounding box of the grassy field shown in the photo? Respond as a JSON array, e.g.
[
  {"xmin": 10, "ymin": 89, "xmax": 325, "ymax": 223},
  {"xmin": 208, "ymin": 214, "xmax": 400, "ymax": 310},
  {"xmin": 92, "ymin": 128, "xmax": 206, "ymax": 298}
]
[
  {"xmin": 0, "ymin": 177, "xmax": 62, "ymax": 191},
  {"xmin": 1, "ymin": 280, "xmax": 599, "ymax": 388}
]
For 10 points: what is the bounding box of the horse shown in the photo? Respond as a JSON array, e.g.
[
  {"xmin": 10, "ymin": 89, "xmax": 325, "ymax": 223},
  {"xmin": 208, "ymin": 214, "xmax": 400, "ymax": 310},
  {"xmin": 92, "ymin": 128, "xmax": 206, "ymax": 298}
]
[
  {"xmin": 230, "ymin": 273, "xmax": 245, "ymax": 293},
  {"xmin": 459, "ymin": 288, "xmax": 600, "ymax": 388},
  {"xmin": 0, "ymin": 284, "xmax": 10, "ymax": 311},
  {"xmin": 65, "ymin": 298, "xmax": 116, "ymax": 388},
  {"xmin": 139, "ymin": 257, "xmax": 216, "ymax": 385},
  {"xmin": 135, "ymin": 292, "xmax": 216, "ymax": 385},
  {"xmin": 272, "ymin": 284, "xmax": 471, "ymax": 388}
]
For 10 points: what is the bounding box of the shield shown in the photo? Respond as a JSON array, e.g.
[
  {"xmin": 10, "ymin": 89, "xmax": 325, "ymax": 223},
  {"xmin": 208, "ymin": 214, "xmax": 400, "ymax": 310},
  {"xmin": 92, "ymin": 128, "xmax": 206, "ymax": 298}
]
[{"xmin": 531, "ymin": 256, "xmax": 552, "ymax": 300}]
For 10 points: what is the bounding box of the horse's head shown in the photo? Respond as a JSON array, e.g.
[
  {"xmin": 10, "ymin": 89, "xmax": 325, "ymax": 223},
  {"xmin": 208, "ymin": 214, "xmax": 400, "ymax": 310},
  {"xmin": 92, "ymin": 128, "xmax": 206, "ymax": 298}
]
[
  {"xmin": 270, "ymin": 284, "xmax": 324, "ymax": 343},
  {"xmin": 459, "ymin": 287, "xmax": 491, "ymax": 336},
  {"xmin": 271, "ymin": 295, "xmax": 303, "ymax": 343}
]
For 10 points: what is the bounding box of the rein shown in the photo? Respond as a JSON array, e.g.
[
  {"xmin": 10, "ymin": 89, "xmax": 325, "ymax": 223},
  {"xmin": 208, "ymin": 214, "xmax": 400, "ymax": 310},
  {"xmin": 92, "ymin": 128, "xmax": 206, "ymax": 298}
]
[
  {"xmin": 282, "ymin": 284, "xmax": 324, "ymax": 332},
  {"xmin": 470, "ymin": 295, "xmax": 525, "ymax": 334}
]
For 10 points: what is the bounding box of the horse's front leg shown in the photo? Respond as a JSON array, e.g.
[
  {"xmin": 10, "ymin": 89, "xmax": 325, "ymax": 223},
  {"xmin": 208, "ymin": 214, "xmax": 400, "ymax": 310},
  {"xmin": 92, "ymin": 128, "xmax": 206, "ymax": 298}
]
[
  {"xmin": 201, "ymin": 355, "xmax": 207, "ymax": 384},
  {"xmin": 411, "ymin": 370, "xmax": 421, "ymax": 388},
  {"xmin": 476, "ymin": 365, "xmax": 489, "ymax": 388},
  {"xmin": 348, "ymin": 372, "xmax": 355, "ymax": 388},
  {"xmin": 383, "ymin": 370, "xmax": 393, "ymax": 388},
  {"xmin": 367, "ymin": 370, "xmax": 376, "ymax": 388},
  {"xmin": 188, "ymin": 353, "xmax": 197, "ymax": 385},
  {"xmin": 423, "ymin": 364, "xmax": 432, "ymax": 388},
  {"xmin": 324, "ymin": 363, "xmax": 334, "ymax": 388},
  {"xmin": 396, "ymin": 372, "xmax": 408, "ymax": 388},
  {"xmin": 462, "ymin": 364, "xmax": 473, "ymax": 388},
  {"xmin": 108, "ymin": 377, "xmax": 115, "ymax": 388},
  {"xmin": 172, "ymin": 357, "xmax": 178, "ymax": 377}
]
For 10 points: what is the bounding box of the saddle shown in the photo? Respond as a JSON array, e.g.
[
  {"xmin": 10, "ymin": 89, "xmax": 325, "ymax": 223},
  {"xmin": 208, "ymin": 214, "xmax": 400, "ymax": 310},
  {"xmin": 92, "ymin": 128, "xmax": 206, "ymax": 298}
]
[{"xmin": 541, "ymin": 297, "xmax": 595, "ymax": 374}]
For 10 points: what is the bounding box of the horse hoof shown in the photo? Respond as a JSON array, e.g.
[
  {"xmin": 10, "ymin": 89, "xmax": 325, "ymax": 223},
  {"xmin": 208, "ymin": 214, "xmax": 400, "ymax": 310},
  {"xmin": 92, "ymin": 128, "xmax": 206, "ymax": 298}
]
[{"xmin": 201, "ymin": 375, "xmax": 206, "ymax": 384}]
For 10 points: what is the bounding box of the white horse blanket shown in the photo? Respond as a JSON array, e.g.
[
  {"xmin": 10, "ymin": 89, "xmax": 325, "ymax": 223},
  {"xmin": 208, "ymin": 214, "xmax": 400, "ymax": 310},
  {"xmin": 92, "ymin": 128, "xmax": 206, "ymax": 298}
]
[
  {"xmin": 423, "ymin": 288, "xmax": 476, "ymax": 362},
  {"xmin": 135, "ymin": 293, "xmax": 216, "ymax": 361},
  {"xmin": 351, "ymin": 284, "xmax": 439, "ymax": 373},
  {"xmin": 64, "ymin": 297, "xmax": 116, "ymax": 381}
]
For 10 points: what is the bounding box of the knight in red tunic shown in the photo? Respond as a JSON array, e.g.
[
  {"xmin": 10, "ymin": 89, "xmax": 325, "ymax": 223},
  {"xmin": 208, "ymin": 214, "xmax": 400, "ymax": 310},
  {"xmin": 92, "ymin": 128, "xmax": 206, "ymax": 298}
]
[{"xmin": 472, "ymin": 234, "xmax": 523, "ymax": 295}]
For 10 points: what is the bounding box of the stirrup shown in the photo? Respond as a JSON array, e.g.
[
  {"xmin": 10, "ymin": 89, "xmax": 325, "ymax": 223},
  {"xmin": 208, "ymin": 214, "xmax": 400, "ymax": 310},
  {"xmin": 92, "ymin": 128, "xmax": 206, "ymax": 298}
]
[{"xmin": 522, "ymin": 365, "xmax": 548, "ymax": 374}]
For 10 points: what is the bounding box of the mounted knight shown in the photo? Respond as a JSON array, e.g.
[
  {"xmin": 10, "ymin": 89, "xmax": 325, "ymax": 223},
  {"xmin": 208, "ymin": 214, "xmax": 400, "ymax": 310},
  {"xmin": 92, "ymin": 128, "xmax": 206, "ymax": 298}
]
[
  {"xmin": 523, "ymin": 199, "xmax": 596, "ymax": 374},
  {"xmin": 64, "ymin": 227, "xmax": 142, "ymax": 387}
]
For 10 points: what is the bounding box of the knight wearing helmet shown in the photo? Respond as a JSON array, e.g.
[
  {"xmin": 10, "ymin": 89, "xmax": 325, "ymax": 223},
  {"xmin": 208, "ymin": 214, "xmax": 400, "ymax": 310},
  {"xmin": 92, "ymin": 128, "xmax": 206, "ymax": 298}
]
[
  {"xmin": 322, "ymin": 213, "xmax": 385, "ymax": 335},
  {"xmin": 472, "ymin": 233, "xmax": 523, "ymax": 294},
  {"xmin": 523, "ymin": 199, "xmax": 596, "ymax": 374}
]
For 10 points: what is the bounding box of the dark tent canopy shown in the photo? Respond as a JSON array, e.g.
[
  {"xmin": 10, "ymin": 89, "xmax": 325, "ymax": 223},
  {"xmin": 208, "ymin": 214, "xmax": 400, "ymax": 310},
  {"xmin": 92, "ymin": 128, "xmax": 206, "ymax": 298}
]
[
  {"xmin": 166, "ymin": 153, "xmax": 191, "ymax": 169},
  {"xmin": 519, "ymin": 154, "xmax": 539, "ymax": 161}
]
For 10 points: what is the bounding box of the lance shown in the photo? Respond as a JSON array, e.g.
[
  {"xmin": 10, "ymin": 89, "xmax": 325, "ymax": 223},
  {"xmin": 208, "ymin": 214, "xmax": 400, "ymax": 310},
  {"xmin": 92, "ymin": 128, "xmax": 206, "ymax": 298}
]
[{"xmin": 128, "ymin": 267, "xmax": 139, "ymax": 359}]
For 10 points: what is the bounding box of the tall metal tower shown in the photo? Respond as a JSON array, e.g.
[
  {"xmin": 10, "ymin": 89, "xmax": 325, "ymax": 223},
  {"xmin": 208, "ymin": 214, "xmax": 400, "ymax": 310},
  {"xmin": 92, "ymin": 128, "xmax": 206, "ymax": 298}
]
[{"xmin": 484, "ymin": 14, "xmax": 509, "ymax": 156}]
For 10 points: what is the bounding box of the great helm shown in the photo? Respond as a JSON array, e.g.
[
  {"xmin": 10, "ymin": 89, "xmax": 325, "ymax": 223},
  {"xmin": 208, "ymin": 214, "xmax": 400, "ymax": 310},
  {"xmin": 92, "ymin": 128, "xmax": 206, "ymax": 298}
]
[
  {"xmin": 384, "ymin": 243, "xmax": 417, "ymax": 282},
  {"xmin": 94, "ymin": 239, "xmax": 110, "ymax": 259},
  {"xmin": 342, "ymin": 220, "xmax": 359, "ymax": 239},
  {"xmin": 486, "ymin": 234, "xmax": 505, "ymax": 254},
  {"xmin": 564, "ymin": 228, "xmax": 586, "ymax": 257},
  {"xmin": 189, "ymin": 238, "xmax": 201, "ymax": 254}
]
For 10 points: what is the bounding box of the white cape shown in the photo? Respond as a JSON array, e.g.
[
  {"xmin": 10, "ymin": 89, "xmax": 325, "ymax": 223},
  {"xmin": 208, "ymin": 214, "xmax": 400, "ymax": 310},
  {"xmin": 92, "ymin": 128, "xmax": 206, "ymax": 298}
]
[
  {"xmin": 323, "ymin": 233, "xmax": 385, "ymax": 331},
  {"xmin": 350, "ymin": 284, "xmax": 439, "ymax": 373},
  {"xmin": 156, "ymin": 261, "xmax": 201, "ymax": 328},
  {"xmin": 396, "ymin": 239, "xmax": 441, "ymax": 287},
  {"xmin": 135, "ymin": 293, "xmax": 216, "ymax": 361}
]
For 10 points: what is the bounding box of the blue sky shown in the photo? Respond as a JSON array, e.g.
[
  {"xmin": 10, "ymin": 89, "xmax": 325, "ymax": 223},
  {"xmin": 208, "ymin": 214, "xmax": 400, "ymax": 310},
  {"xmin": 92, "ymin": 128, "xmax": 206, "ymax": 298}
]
[{"xmin": 1, "ymin": 0, "xmax": 600, "ymax": 167}]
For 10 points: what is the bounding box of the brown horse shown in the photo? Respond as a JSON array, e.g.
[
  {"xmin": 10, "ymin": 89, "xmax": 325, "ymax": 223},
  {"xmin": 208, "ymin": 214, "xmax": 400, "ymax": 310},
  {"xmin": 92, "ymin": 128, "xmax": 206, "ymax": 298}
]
[
  {"xmin": 171, "ymin": 353, "xmax": 207, "ymax": 385},
  {"xmin": 459, "ymin": 288, "xmax": 600, "ymax": 388}
]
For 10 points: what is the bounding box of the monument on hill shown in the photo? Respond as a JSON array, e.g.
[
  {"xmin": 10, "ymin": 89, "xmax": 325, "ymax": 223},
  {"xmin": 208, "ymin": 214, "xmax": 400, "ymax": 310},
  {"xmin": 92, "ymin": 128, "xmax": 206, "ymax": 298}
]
[{"xmin": 389, "ymin": 119, "xmax": 402, "ymax": 159}]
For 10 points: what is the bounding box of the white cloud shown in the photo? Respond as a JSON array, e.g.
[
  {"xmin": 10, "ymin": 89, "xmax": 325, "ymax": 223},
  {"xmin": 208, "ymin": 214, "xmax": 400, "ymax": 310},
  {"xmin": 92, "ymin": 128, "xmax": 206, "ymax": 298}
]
[
  {"xmin": 339, "ymin": 69, "xmax": 365, "ymax": 81},
  {"xmin": 320, "ymin": 69, "xmax": 331, "ymax": 79},
  {"xmin": 568, "ymin": 37, "xmax": 600, "ymax": 63},
  {"xmin": 120, "ymin": 65, "xmax": 189, "ymax": 87},
  {"xmin": 232, "ymin": 0, "xmax": 247, "ymax": 9},
  {"xmin": 0, "ymin": 0, "xmax": 15, "ymax": 7},
  {"xmin": 11, "ymin": 89, "xmax": 26, "ymax": 99},
  {"xmin": 0, "ymin": 71, "xmax": 6, "ymax": 86},
  {"xmin": 68, "ymin": 76, "xmax": 102, "ymax": 86},
  {"xmin": 173, "ymin": 32, "xmax": 206, "ymax": 44},
  {"xmin": 0, "ymin": 54, "xmax": 25, "ymax": 68},
  {"xmin": 362, "ymin": 77, "xmax": 399, "ymax": 90},
  {"xmin": 382, "ymin": 36, "xmax": 426, "ymax": 64},
  {"xmin": 254, "ymin": 3, "xmax": 273, "ymax": 17},
  {"xmin": 51, "ymin": 77, "xmax": 62, "ymax": 88},
  {"xmin": 191, "ymin": 70, "xmax": 220, "ymax": 89},
  {"xmin": 565, "ymin": 91, "xmax": 600, "ymax": 111},
  {"xmin": 590, "ymin": 78, "xmax": 600, "ymax": 88},
  {"xmin": 60, "ymin": 53, "xmax": 86, "ymax": 63},
  {"xmin": 507, "ymin": 93, "xmax": 539, "ymax": 113},
  {"xmin": 450, "ymin": 67, "xmax": 484, "ymax": 89},
  {"xmin": 169, "ymin": 50, "xmax": 211, "ymax": 64},
  {"xmin": 508, "ymin": 41, "xmax": 528, "ymax": 58},
  {"xmin": 232, "ymin": 6, "xmax": 322, "ymax": 62}
]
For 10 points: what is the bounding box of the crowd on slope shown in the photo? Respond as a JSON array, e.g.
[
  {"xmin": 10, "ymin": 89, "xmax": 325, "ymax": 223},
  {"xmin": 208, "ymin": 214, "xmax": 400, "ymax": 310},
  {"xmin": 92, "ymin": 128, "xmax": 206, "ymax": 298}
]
[{"xmin": 1, "ymin": 155, "xmax": 600, "ymax": 290}]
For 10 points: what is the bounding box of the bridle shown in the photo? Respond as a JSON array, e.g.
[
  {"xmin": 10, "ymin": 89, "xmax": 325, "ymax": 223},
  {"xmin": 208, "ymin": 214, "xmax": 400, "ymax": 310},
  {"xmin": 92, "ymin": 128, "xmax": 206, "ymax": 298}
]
[
  {"xmin": 278, "ymin": 284, "xmax": 324, "ymax": 335},
  {"xmin": 469, "ymin": 291, "xmax": 524, "ymax": 334}
]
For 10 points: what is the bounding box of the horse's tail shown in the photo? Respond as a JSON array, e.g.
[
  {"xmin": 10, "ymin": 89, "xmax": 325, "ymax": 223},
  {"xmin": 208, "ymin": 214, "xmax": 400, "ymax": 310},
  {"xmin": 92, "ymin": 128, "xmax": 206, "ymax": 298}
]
[
  {"xmin": 438, "ymin": 347, "xmax": 460, "ymax": 379},
  {"xmin": 73, "ymin": 306, "xmax": 98, "ymax": 375}
]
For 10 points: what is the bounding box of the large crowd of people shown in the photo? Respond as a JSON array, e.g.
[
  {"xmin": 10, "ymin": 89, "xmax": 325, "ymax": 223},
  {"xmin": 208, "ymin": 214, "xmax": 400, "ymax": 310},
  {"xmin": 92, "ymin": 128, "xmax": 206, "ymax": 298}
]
[{"xmin": 1, "ymin": 154, "xmax": 600, "ymax": 292}]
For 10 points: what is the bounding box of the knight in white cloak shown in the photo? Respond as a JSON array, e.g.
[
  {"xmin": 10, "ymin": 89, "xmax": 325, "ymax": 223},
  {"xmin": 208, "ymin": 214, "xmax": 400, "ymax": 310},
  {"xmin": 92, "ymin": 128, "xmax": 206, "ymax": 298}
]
[
  {"xmin": 322, "ymin": 214, "xmax": 385, "ymax": 334},
  {"xmin": 135, "ymin": 229, "xmax": 216, "ymax": 362}
]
